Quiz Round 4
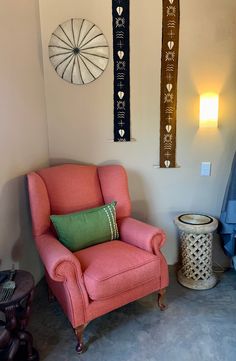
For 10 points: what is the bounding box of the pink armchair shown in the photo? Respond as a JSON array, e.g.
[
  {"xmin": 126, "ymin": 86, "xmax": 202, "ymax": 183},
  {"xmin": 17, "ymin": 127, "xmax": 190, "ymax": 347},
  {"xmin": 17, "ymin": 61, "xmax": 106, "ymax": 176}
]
[{"xmin": 27, "ymin": 164, "xmax": 169, "ymax": 353}]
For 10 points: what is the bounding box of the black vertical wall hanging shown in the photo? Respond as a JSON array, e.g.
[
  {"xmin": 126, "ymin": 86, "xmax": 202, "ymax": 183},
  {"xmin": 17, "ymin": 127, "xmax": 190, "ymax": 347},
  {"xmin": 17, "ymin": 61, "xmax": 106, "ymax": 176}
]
[
  {"xmin": 160, "ymin": 0, "xmax": 180, "ymax": 167},
  {"xmin": 112, "ymin": 0, "xmax": 130, "ymax": 142}
]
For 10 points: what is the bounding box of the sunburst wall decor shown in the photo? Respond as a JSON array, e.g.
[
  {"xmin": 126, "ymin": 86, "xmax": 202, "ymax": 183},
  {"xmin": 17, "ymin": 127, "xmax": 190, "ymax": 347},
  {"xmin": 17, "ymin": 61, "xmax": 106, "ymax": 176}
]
[{"xmin": 48, "ymin": 18, "xmax": 109, "ymax": 85}]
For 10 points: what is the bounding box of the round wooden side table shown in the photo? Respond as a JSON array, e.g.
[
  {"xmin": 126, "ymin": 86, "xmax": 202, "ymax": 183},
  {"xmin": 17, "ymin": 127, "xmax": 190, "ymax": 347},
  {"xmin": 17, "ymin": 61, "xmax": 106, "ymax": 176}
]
[
  {"xmin": 174, "ymin": 214, "xmax": 218, "ymax": 290},
  {"xmin": 0, "ymin": 270, "xmax": 39, "ymax": 361}
]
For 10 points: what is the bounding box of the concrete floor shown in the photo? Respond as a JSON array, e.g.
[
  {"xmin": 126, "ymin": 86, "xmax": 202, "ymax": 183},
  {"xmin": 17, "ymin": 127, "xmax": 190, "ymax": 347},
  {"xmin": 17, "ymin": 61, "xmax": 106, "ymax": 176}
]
[{"xmin": 29, "ymin": 268, "xmax": 236, "ymax": 361}]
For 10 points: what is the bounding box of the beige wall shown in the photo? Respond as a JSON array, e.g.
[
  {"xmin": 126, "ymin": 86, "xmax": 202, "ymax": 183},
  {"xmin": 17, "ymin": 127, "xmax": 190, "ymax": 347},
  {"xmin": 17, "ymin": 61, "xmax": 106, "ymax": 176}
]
[
  {"xmin": 0, "ymin": 0, "xmax": 49, "ymax": 282},
  {"xmin": 39, "ymin": 0, "xmax": 236, "ymax": 265}
]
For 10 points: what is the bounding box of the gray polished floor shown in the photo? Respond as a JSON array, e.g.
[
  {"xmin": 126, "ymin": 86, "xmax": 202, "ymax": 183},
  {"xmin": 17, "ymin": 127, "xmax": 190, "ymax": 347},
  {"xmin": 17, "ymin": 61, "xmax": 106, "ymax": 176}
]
[{"xmin": 29, "ymin": 268, "xmax": 236, "ymax": 361}]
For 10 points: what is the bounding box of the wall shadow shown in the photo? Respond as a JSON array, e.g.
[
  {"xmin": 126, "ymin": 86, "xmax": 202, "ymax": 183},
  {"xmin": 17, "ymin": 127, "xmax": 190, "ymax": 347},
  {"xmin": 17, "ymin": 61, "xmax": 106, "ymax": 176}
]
[{"xmin": 0, "ymin": 175, "xmax": 43, "ymax": 282}]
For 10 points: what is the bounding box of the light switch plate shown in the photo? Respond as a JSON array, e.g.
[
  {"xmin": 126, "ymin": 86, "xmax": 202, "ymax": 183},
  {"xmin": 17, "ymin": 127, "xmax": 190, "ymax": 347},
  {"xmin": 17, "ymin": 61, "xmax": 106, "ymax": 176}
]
[{"xmin": 201, "ymin": 162, "xmax": 211, "ymax": 176}]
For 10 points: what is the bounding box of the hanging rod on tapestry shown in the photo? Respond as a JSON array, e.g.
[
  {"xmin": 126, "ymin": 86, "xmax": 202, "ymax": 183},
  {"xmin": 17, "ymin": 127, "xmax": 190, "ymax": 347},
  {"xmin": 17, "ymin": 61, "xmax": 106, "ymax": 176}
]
[
  {"xmin": 106, "ymin": 138, "xmax": 136, "ymax": 142},
  {"xmin": 153, "ymin": 164, "xmax": 181, "ymax": 169}
]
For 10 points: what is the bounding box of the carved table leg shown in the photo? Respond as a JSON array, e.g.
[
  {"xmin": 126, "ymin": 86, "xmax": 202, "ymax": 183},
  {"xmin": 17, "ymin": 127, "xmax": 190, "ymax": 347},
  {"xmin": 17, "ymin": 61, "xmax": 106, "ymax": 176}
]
[
  {"xmin": 157, "ymin": 288, "xmax": 168, "ymax": 311},
  {"xmin": 74, "ymin": 325, "xmax": 85, "ymax": 353},
  {"xmin": 6, "ymin": 337, "xmax": 20, "ymax": 361},
  {"xmin": 0, "ymin": 306, "xmax": 19, "ymax": 361},
  {"xmin": 17, "ymin": 290, "xmax": 39, "ymax": 361},
  {"xmin": 0, "ymin": 327, "xmax": 11, "ymax": 349}
]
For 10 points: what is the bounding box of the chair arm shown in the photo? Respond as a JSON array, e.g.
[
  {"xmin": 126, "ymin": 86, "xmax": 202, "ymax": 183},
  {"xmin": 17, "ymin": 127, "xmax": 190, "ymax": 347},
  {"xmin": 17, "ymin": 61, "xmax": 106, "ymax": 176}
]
[
  {"xmin": 118, "ymin": 217, "xmax": 166, "ymax": 255},
  {"xmin": 35, "ymin": 232, "xmax": 83, "ymax": 283}
]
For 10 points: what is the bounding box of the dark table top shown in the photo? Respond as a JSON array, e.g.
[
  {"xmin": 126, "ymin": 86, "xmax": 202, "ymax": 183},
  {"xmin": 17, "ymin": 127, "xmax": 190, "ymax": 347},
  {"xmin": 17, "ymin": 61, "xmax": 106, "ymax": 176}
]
[{"xmin": 0, "ymin": 270, "xmax": 34, "ymax": 308}]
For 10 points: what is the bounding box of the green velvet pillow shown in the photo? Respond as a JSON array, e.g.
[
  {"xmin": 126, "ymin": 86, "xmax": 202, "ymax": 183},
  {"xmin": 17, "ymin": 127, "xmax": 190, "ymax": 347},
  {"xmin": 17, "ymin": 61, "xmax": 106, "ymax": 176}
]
[{"xmin": 50, "ymin": 201, "xmax": 119, "ymax": 252}]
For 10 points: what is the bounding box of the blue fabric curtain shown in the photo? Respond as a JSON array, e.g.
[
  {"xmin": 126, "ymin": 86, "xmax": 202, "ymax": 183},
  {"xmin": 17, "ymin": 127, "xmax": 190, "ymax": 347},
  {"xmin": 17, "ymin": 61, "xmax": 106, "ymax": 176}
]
[{"xmin": 219, "ymin": 152, "xmax": 236, "ymax": 268}]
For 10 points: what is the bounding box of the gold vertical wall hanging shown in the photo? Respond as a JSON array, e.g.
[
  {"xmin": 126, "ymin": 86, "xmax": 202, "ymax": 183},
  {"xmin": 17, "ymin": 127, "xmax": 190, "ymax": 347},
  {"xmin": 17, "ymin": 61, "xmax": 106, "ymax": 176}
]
[{"xmin": 160, "ymin": 0, "xmax": 180, "ymax": 168}]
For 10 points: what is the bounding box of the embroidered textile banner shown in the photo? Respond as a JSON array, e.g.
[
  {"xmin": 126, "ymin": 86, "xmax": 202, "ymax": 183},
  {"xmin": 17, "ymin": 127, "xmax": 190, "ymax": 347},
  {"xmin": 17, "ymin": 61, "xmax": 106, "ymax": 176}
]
[
  {"xmin": 160, "ymin": 0, "xmax": 180, "ymax": 168},
  {"xmin": 112, "ymin": 0, "xmax": 130, "ymax": 142}
]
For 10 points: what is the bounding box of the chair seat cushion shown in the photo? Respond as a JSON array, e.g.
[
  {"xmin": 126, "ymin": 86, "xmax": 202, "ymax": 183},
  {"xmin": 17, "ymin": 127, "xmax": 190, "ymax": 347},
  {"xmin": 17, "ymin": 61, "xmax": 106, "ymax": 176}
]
[{"xmin": 74, "ymin": 241, "xmax": 160, "ymax": 301}]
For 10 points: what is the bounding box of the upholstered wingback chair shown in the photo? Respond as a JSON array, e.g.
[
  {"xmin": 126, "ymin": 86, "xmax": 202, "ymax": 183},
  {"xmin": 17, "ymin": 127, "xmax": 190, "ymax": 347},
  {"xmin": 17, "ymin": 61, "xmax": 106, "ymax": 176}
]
[{"xmin": 27, "ymin": 164, "xmax": 169, "ymax": 353}]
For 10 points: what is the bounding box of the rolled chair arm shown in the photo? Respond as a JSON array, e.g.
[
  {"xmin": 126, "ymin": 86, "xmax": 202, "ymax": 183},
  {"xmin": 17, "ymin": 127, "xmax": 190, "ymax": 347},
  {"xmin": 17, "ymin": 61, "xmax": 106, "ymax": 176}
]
[
  {"xmin": 118, "ymin": 217, "xmax": 169, "ymax": 289},
  {"xmin": 118, "ymin": 217, "xmax": 166, "ymax": 255},
  {"xmin": 35, "ymin": 232, "xmax": 89, "ymax": 326},
  {"xmin": 35, "ymin": 232, "xmax": 83, "ymax": 283}
]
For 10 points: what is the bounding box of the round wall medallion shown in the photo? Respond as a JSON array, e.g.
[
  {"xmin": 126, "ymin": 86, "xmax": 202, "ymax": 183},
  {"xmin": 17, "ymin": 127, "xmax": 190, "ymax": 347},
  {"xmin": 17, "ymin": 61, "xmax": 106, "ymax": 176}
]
[{"xmin": 48, "ymin": 18, "xmax": 109, "ymax": 85}]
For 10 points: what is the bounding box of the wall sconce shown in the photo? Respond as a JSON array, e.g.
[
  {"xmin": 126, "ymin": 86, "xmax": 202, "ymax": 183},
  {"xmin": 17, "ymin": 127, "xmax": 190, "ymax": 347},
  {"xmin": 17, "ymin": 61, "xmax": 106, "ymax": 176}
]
[{"xmin": 199, "ymin": 93, "xmax": 219, "ymax": 128}]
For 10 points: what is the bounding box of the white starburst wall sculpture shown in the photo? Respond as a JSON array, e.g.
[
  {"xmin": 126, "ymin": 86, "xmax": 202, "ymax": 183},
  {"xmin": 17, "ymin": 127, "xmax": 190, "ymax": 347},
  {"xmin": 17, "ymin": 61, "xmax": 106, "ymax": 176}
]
[{"xmin": 48, "ymin": 18, "xmax": 109, "ymax": 85}]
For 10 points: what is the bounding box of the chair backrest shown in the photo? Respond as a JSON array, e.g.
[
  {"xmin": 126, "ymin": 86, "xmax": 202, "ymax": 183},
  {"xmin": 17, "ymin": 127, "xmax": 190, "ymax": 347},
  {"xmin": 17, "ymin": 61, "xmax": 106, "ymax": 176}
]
[{"xmin": 27, "ymin": 164, "xmax": 131, "ymax": 237}]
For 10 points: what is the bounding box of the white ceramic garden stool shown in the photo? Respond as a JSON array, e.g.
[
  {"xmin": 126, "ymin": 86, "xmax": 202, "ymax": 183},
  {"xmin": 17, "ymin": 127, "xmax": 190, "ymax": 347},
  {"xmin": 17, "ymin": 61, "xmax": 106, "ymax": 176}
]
[{"xmin": 174, "ymin": 214, "xmax": 218, "ymax": 290}]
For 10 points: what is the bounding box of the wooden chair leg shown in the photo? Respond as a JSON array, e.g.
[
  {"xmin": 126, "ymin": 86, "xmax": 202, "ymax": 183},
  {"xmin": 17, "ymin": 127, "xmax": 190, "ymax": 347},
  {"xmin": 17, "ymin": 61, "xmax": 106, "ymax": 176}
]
[
  {"xmin": 74, "ymin": 325, "xmax": 85, "ymax": 354},
  {"xmin": 157, "ymin": 288, "xmax": 167, "ymax": 311}
]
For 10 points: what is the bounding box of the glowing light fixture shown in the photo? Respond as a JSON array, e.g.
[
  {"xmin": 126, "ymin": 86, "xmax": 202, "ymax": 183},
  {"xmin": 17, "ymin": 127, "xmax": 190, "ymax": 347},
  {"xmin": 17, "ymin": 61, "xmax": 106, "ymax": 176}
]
[{"xmin": 199, "ymin": 93, "xmax": 219, "ymax": 128}]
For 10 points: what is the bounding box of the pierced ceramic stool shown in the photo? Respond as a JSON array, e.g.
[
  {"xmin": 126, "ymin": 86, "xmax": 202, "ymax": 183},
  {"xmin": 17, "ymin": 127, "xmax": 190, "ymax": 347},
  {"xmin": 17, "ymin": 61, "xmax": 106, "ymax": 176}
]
[{"xmin": 174, "ymin": 214, "xmax": 218, "ymax": 290}]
